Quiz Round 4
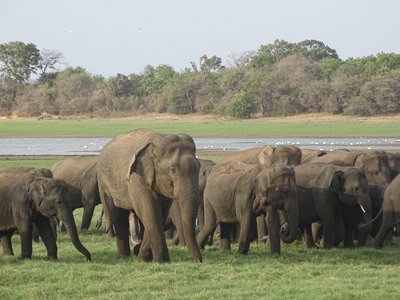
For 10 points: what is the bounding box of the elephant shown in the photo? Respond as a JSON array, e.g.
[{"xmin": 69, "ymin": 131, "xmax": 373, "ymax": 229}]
[
  {"xmin": 166, "ymin": 158, "xmax": 216, "ymax": 246},
  {"xmin": 224, "ymin": 144, "xmax": 302, "ymax": 244},
  {"xmin": 51, "ymin": 156, "xmax": 100, "ymax": 230},
  {"xmin": 97, "ymin": 128, "xmax": 202, "ymax": 263},
  {"xmin": 309, "ymin": 149, "xmax": 391, "ymax": 244},
  {"xmin": 0, "ymin": 168, "xmax": 91, "ymax": 261},
  {"xmin": 372, "ymin": 174, "xmax": 400, "ymax": 248},
  {"xmin": 301, "ymin": 149, "xmax": 327, "ymax": 164},
  {"xmin": 196, "ymin": 160, "xmax": 298, "ymax": 255},
  {"xmin": 294, "ymin": 163, "xmax": 373, "ymax": 248},
  {"xmin": 224, "ymin": 144, "xmax": 302, "ymax": 166}
]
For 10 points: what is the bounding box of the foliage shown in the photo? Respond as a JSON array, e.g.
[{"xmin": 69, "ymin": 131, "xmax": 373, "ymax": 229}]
[
  {"xmin": 2, "ymin": 39, "xmax": 400, "ymax": 118},
  {"xmin": 0, "ymin": 41, "xmax": 40, "ymax": 82}
]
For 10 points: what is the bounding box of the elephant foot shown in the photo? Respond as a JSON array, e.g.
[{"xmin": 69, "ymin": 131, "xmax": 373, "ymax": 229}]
[
  {"xmin": 238, "ymin": 243, "xmax": 249, "ymax": 255},
  {"xmin": 47, "ymin": 255, "xmax": 58, "ymax": 260}
]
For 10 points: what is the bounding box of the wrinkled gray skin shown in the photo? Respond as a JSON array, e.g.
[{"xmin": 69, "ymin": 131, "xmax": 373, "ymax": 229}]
[
  {"xmin": 197, "ymin": 160, "xmax": 298, "ymax": 255},
  {"xmin": 372, "ymin": 174, "xmax": 400, "ymax": 248},
  {"xmin": 309, "ymin": 149, "xmax": 391, "ymax": 245},
  {"xmin": 0, "ymin": 168, "xmax": 91, "ymax": 261},
  {"xmin": 224, "ymin": 145, "xmax": 302, "ymax": 244},
  {"xmin": 294, "ymin": 163, "xmax": 372, "ymax": 248},
  {"xmin": 97, "ymin": 129, "xmax": 202, "ymax": 263},
  {"xmin": 52, "ymin": 157, "xmax": 100, "ymax": 230},
  {"xmin": 166, "ymin": 158, "xmax": 216, "ymax": 246}
]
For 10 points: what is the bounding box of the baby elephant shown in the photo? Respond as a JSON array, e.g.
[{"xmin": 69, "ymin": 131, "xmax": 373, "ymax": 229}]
[
  {"xmin": 197, "ymin": 160, "xmax": 298, "ymax": 255},
  {"xmin": 0, "ymin": 168, "xmax": 91, "ymax": 261}
]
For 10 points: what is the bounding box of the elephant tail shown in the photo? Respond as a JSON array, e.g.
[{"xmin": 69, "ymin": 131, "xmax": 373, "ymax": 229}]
[{"xmin": 358, "ymin": 205, "xmax": 383, "ymax": 229}]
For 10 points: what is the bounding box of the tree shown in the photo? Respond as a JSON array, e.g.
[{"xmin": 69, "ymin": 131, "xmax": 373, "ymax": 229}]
[
  {"xmin": 0, "ymin": 41, "xmax": 40, "ymax": 82},
  {"xmin": 38, "ymin": 48, "xmax": 64, "ymax": 76},
  {"xmin": 296, "ymin": 39, "xmax": 339, "ymax": 61}
]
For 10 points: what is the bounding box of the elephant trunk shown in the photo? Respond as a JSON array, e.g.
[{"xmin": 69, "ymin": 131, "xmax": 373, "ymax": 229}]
[
  {"xmin": 178, "ymin": 188, "xmax": 202, "ymax": 263},
  {"xmin": 57, "ymin": 206, "xmax": 92, "ymax": 261},
  {"xmin": 279, "ymin": 192, "xmax": 299, "ymax": 244}
]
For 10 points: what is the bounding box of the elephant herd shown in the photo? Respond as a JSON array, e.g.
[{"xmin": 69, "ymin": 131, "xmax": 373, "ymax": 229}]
[{"xmin": 1, "ymin": 128, "xmax": 400, "ymax": 263}]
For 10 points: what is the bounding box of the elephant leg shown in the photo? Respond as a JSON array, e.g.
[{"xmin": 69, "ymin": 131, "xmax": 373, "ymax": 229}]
[
  {"xmin": 343, "ymin": 227, "xmax": 355, "ymax": 248},
  {"xmin": 256, "ymin": 215, "xmax": 268, "ymax": 244},
  {"xmin": 237, "ymin": 214, "xmax": 253, "ymax": 255},
  {"xmin": 266, "ymin": 209, "xmax": 281, "ymax": 255},
  {"xmin": 302, "ymin": 224, "xmax": 315, "ymax": 248},
  {"xmin": 138, "ymin": 202, "xmax": 170, "ymax": 263},
  {"xmin": 137, "ymin": 230, "xmax": 153, "ymax": 262},
  {"xmin": 81, "ymin": 202, "xmax": 96, "ymax": 231},
  {"xmin": 171, "ymin": 229, "xmax": 180, "ymax": 245},
  {"xmin": 1, "ymin": 233, "xmax": 14, "ymax": 256},
  {"xmin": 219, "ymin": 222, "xmax": 231, "ymax": 251},
  {"xmin": 13, "ymin": 207, "xmax": 33, "ymax": 259},
  {"xmin": 35, "ymin": 214, "xmax": 58, "ymax": 259},
  {"xmin": 196, "ymin": 199, "xmax": 217, "ymax": 249},
  {"xmin": 32, "ymin": 223, "xmax": 40, "ymax": 243},
  {"xmin": 113, "ymin": 207, "xmax": 131, "ymax": 259},
  {"xmin": 374, "ymin": 226, "xmax": 391, "ymax": 248}
]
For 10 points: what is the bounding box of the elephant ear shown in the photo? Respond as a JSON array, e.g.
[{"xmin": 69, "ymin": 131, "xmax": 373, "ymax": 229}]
[
  {"xmin": 28, "ymin": 180, "xmax": 45, "ymax": 209},
  {"xmin": 353, "ymin": 154, "xmax": 365, "ymax": 168},
  {"xmin": 258, "ymin": 145, "xmax": 274, "ymax": 165},
  {"xmin": 126, "ymin": 143, "xmax": 155, "ymax": 188},
  {"xmin": 329, "ymin": 171, "xmax": 344, "ymax": 194}
]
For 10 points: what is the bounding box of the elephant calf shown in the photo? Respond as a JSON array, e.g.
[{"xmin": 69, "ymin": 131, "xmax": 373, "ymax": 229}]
[
  {"xmin": 0, "ymin": 168, "xmax": 91, "ymax": 261},
  {"xmin": 197, "ymin": 160, "xmax": 298, "ymax": 255}
]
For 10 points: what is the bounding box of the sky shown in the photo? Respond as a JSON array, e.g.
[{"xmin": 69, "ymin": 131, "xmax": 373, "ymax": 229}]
[{"xmin": 1, "ymin": 0, "xmax": 400, "ymax": 78}]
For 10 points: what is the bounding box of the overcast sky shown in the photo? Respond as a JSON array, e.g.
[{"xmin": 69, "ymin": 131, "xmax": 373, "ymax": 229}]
[{"xmin": 1, "ymin": 0, "xmax": 399, "ymax": 78}]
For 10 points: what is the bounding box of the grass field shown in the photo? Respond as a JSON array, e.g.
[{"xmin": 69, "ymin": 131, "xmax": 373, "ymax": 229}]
[
  {"xmin": 1, "ymin": 113, "xmax": 400, "ymax": 137},
  {"xmin": 1, "ymin": 114, "xmax": 400, "ymax": 299},
  {"xmin": 1, "ymin": 205, "xmax": 400, "ymax": 299}
]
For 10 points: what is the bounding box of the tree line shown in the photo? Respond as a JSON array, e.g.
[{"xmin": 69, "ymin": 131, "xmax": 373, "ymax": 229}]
[{"xmin": 1, "ymin": 39, "xmax": 400, "ymax": 118}]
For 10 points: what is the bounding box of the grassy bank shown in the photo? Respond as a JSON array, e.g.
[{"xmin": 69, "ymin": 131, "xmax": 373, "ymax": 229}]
[{"xmin": 1, "ymin": 114, "xmax": 400, "ymax": 137}]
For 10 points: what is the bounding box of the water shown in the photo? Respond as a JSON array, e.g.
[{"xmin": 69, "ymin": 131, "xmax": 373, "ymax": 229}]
[{"xmin": 0, "ymin": 137, "xmax": 399, "ymax": 155}]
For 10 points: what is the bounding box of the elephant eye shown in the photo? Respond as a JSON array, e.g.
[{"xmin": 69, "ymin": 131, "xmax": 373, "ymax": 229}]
[
  {"xmin": 373, "ymin": 171, "xmax": 379, "ymax": 176},
  {"xmin": 170, "ymin": 167, "xmax": 177, "ymax": 175}
]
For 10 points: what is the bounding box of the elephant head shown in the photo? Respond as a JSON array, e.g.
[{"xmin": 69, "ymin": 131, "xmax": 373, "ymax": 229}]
[
  {"xmin": 354, "ymin": 151, "xmax": 391, "ymax": 186},
  {"xmin": 28, "ymin": 177, "xmax": 91, "ymax": 261},
  {"xmin": 258, "ymin": 145, "xmax": 302, "ymax": 166},
  {"xmin": 253, "ymin": 166, "xmax": 299, "ymax": 243},
  {"xmin": 329, "ymin": 167, "xmax": 373, "ymax": 232},
  {"xmin": 127, "ymin": 133, "xmax": 202, "ymax": 262}
]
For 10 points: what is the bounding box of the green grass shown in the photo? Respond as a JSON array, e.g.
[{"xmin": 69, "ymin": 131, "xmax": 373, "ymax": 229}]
[
  {"xmin": 1, "ymin": 205, "xmax": 400, "ymax": 299},
  {"xmin": 1, "ymin": 116, "xmax": 400, "ymax": 137}
]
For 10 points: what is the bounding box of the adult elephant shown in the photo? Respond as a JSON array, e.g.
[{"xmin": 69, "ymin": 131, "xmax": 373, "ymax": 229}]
[
  {"xmin": 97, "ymin": 129, "xmax": 202, "ymax": 263},
  {"xmin": 52, "ymin": 156, "xmax": 100, "ymax": 230},
  {"xmin": 166, "ymin": 158, "xmax": 216, "ymax": 246},
  {"xmin": 294, "ymin": 163, "xmax": 372, "ymax": 248},
  {"xmin": 0, "ymin": 168, "xmax": 91, "ymax": 261},
  {"xmin": 372, "ymin": 174, "xmax": 400, "ymax": 248},
  {"xmin": 196, "ymin": 161, "xmax": 298, "ymax": 255}
]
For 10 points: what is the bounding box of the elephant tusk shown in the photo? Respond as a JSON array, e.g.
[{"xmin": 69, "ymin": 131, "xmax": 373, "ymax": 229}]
[{"xmin": 360, "ymin": 204, "xmax": 366, "ymax": 213}]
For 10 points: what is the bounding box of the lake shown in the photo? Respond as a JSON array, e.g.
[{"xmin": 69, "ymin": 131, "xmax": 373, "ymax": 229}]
[{"xmin": 0, "ymin": 137, "xmax": 399, "ymax": 155}]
